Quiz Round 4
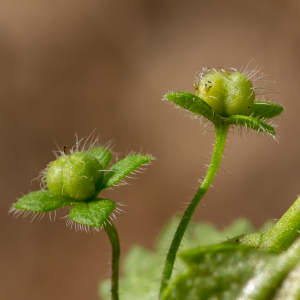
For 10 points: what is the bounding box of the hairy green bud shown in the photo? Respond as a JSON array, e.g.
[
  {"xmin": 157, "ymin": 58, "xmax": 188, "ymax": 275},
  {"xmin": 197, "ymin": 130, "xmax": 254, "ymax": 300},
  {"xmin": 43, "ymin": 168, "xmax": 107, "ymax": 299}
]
[
  {"xmin": 46, "ymin": 152, "xmax": 104, "ymax": 201},
  {"xmin": 195, "ymin": 69, "xmax": 255, "ymax": 117}
]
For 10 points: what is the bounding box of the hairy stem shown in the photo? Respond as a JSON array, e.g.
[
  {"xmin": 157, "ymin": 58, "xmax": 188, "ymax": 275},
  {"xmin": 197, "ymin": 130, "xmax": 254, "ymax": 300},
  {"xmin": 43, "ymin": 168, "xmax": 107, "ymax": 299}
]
[
  {"xmin": 259, "ymin": 196, "xmax": 300, "ymax": 253},
  {"xmin": 104, "ymin": 221, "xmax": 120, "ymax": 300},
  {"xmin": 159, "ymin": 123, "xmax": 229, "ymax": 298}
]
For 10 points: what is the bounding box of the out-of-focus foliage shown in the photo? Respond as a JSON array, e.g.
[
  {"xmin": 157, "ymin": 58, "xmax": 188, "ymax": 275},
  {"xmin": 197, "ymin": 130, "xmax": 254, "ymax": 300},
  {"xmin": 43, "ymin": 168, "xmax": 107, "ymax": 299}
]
[{"xmin": 99, "ymin": 218, "xmax": 274, "ymax": 300}]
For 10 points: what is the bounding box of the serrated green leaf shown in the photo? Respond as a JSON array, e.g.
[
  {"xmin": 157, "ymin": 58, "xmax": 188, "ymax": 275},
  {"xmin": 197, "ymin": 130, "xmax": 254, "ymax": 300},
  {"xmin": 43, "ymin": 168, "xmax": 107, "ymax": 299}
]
[
  {"xmin": 87, "ymin": 146, "xmax": 112, "ymax": 169},
  {"xmin": 165, "ymin": 92, "xmax": 215, "ymax": 120},
  {"xmin": 69, "ymin": 198, "xmax": 116, "ymax": 227},
  {"xmin": 13, "ymin": 190, "xmax": 72, "ymax": 212},
  {"xmin": 101, "ymin": 154, "xmax": 153, "ymax": 189},
  {"xmin": 225, "ymin": 115, "xmax": 276, "ymax": 135},
  {"xmin": 252, "ymin": 101, "xmax": 284, "ymax": 120}
]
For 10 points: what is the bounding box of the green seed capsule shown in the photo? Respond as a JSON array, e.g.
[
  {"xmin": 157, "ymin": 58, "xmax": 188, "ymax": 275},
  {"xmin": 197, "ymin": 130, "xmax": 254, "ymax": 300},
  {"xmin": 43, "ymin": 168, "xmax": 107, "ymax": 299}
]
[
  {"xmin": 46, "ymin": 152, "xmax": 104, "ymax": 201},
  {"xmin": 194, "ymin": 69, "xmax": 255, "ymax": 117}
]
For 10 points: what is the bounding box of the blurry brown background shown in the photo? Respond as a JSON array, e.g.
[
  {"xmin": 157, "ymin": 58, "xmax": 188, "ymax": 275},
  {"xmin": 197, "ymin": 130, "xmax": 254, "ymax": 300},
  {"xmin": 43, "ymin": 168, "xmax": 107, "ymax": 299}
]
[{"xmin": 1, "ymin": 0, "xmax": 300, "ymax": 299}]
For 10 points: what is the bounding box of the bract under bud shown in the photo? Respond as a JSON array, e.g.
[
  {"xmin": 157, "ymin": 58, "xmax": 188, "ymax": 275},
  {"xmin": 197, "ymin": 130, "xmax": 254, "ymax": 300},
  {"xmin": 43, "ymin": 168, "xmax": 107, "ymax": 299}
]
[
  {"xmin": 195, "ymin": 69, "xmax": 255, "ymax": 117},
  {"xmin": 46, "ymin": 152, "xmax": 104, "ymax": 201}
]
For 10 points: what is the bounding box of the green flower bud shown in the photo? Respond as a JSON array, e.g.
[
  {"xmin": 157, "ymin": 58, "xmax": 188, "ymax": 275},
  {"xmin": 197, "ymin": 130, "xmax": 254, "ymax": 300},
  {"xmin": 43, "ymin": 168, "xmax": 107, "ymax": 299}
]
[
  {"xmin": 195, "ymin": 71, "xmax": 226, "ymax": 116},
  {"xmin": 46, "ymin": 152, "xmax": 104, "ymax": 201},
  {"xmin": 224, "ymin": 72, "xmax": 255, "ymax": 116},
  {"xmin": 195, "ymin": 69, "xmax": 255, "ymax": 117}
]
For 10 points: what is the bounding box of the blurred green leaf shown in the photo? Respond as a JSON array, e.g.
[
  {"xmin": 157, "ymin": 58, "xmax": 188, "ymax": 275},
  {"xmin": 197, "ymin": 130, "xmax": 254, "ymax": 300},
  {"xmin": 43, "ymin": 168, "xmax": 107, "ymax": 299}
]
[
  {"xmin": 161, "ymin": 244, "xmax": 272, "ymax": 300},
  {"xmin": 69, "ymin": 198, "xmax": 116, "ymax": 227},
  {"xmin": 99, "ymin": 245, "xmax": 160, "ymax": 300},
  {"xmin": 273, "ymin": 261, "xmax": 300, "ymax": 299},
  {"xmin": 101, "ymin": 154, "xmax": 153, "ymax": 189},
  {"xmin": 99, "ymin": 218, "xmax": 272, "ymax": 300},
  {"xmin": 13, "ymin": 190, "xmax": 72, "ymax": 213},
  {"xmin": 236, "ymin": 238, "xmax": 300, "ymax": 300},
  {"xmin": 252, "ymin": 101, "xmax": 284, "ymax": 120},
  {"xmin": 162, "ymin": 239, "xmax": 300, "ymax": 300}
]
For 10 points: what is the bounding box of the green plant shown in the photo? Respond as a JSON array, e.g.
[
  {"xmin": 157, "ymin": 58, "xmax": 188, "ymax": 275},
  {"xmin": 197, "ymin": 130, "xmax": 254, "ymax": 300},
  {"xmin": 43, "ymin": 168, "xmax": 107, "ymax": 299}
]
[
  {"xmin": 14, "ymin": 65, "xmax": 300, "ymax": 300},
  {"xmin": 159, "ymin": 67, "xmax": 284, "ymax": 298},
  {"xmin": 10, "ymin": 135, "xmax": 153, "ymax": 300}
]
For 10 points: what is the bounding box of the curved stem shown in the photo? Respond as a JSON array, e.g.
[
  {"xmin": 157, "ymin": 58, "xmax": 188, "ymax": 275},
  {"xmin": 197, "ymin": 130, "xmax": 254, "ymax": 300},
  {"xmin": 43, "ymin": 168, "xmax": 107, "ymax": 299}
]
[
  {"xmin": 159, "ymin": 123, "xmax": 229, "ymax": 298},
  {"xmin": 259, "ymin": 195, "xmax": 300, "ymax": 253},
  {"xmin": 104, "ymin": 221, "xmax": 120, "ymax": 300}
]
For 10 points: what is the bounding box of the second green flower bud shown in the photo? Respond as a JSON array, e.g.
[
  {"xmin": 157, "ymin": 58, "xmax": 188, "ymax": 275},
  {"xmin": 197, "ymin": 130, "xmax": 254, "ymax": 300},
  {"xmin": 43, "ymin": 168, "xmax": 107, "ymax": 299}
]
[{"xmin": 194, "ymin": 69, "xmax": 255, "ymax": 117}]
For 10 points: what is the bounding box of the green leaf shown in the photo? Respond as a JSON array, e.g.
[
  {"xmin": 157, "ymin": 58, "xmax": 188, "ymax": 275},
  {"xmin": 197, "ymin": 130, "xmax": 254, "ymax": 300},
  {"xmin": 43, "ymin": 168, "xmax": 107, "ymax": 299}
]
[
  {"xmin": 225, "ymin": 115, "xmax": 276, "ymax": 135},
  {"xmin": 273, "ymin": 261, "xmax": 300, "ymax": 299},
  {"xmin": 161, "ymin": 244, "xmax": 273, "ymax": 300},
  {"xmin": 165, "ymin": 92, "xmax": 215, "ymax": 121},
  {"xmin": 101, "ymin": 154, "xmax": 153, "ymax": 189},
  {"xmin": 252, "ymin": 101, "xmax": 284, "ymax": 120},
  {"xmin": 98, "ymin": 218, "xmax": 273, "ymax": 300},
  {"xmin": 13, "ymin": 190, "xmax": 72, "ymax": 213},
  {"xmin": 180, "ymin": 243, "xmax": 260, "ymax": 266},
  {"xmin": 69, "ymin": 198, "xmax": 116, "ymax": 227},
  {"xmin": 236, "ymin": 238, "xmax": 300, "ymax": 300},
  {"xmin": 161, "ymin": 239, "xmax": 300, "ymax": 300},
  {"xmin": 87, "ymin": 146, "xmax": 112, "ymax": 169}
]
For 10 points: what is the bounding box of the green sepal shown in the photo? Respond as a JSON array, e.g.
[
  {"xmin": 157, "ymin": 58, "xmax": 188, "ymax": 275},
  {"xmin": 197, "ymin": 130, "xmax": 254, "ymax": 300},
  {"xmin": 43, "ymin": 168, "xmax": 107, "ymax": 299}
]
[
  {"xmin": 225, "ymin": 115, "xmax": 276, "ymax": 135},
  {"xmin": 100, "ymin": 154, "xmax": 153, "ymax": 190},
  {"xmin": 165, "ymin": 92, "xmax": 215, "ymax": 121},
  {"xmin": 13, "ymin": 190, "xmax": 72, "ymax": 213},
  {"xmin": 252, "ymin": 101, "xmax": 284, "ymax": 120},
  {"xmin": 87, "ymin": 146, "xmax": 112, "ymax": 169},
  {"xmin": 69, "ymin": 198, "xmax": 116, "ymax": 227}
]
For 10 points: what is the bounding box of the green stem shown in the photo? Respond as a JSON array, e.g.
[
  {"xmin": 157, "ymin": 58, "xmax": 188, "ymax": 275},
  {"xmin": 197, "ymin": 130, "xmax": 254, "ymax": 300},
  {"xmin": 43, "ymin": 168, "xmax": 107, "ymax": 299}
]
[
  {"xmin": 159, "ymin": 123, "xmax": 229, "ymax": 298},
  {"xmin": 259, "ymin": 196, "xmax": 300, "ymax": 253},
  {"xmin": 104, "ymin": 221, "xmax": 120, "ymax": 300}
]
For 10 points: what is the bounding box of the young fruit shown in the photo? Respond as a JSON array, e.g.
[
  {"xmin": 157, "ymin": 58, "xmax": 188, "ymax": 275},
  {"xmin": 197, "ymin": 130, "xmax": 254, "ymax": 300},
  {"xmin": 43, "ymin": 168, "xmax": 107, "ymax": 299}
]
[
  {"xmin": 194, "ymin": 69, "xmax": 255, "ymax": 117},
  {"xmin": 46, "ymin": 152, "xmax": 104, "ymax": 201}
]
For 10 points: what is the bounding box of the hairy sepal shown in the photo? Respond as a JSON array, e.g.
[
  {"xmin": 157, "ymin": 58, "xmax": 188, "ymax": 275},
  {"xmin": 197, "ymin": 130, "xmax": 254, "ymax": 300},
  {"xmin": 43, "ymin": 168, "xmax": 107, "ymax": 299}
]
[
  {"xmin": 69, "ymin": 198, "xmax": 116, "ymax": 228},
  {"xmin": 225, "ymin": 115, "xmax": 276, "ymax": 135},
  {"xmin": 165, "ymin": 92, "xmax": 215, "ymax": 121},
  {"xmin": 87, "ymin": 146, "xmax": 112, "ymax": 169},
  {"xmin": 100, "ymin": 154, "xmax": 153, "ymax": 190},
  {"xmin": 252, "ymin": 101, "xmax": 284, "ymax": 120},
  {"xmin": 13, "ymin": 190, "xmax": 72, "ymax": 213}
]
